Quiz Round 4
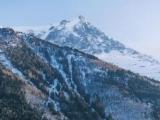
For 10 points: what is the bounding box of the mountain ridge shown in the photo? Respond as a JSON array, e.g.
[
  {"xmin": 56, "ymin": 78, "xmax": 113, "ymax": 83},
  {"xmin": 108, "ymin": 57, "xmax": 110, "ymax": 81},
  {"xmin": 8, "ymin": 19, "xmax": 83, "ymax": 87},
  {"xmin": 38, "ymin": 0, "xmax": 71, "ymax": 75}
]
[
  {"xmin": 13, "ymin": 16, "xmax": 160, "ymax": 81},
  {"xmin": 0, "ymin": 27, "xmax": 160, "ymax": 120}
]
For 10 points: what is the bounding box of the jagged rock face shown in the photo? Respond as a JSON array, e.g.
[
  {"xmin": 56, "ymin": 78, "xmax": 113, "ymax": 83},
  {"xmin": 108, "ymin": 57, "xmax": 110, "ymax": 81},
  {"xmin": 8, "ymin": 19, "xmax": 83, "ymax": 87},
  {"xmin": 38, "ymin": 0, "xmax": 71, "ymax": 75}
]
[
  {"xmin": 16, "ymin": 16, "xmax": 160, "ymax": 81},
  {"xmin": 0, "ymin": 28, "xmax": 160, "ymax": 120},
  {"xmin": 44, "ymin": 17, "xmax": 125, "ymax": 54}
]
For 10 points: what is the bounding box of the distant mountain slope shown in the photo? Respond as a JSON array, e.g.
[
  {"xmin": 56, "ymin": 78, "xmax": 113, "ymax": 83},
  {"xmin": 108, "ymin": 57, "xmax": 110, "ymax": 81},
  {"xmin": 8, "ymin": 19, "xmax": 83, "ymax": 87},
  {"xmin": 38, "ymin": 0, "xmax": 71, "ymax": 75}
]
[
  {"xmin": 15, "ymin": 16, "xmax": 160, "ymax": 81},
  {"xmin": 1, "ymin": 28, "xmax": 160, "ymax": 120}
]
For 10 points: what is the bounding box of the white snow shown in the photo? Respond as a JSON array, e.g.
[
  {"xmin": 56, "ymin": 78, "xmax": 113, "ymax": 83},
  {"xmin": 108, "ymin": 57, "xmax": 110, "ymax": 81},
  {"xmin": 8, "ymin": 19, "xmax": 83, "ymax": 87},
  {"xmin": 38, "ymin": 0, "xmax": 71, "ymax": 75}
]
[
  {"xmin": 51, "ymin": 55, "xmax": 72, "ymax": 89},
  {"xmin": 45, "ymin": 79, "xmax": 60, "ymax": 112},
  {"xmin": 52, "ymin": 79, "xmax": 59, "ymax": 94},
  {"xmin": 65, "ymin": 18, "xmax": 79, "ymax": 31},
  {"xmin": 13, "ymin": 17, "xmax": 160, "ymax": 82},
  {"xmin": 13, "ymin": 25, "xmax": 51, "ymax": 33},
  {"xmin": 13, "ymin": 16, "xmax": 84, "ymax": 40},
  {"xmin": 95, "ymin": 50, "xmax": 160, "ymax": 81},
  {"xmin": 67, "ymin": 55, "xmax": 78, "ymax": 92},
  {"xmin": 0, "ymin": 50, "xmax": 25, "ymax": 79}
]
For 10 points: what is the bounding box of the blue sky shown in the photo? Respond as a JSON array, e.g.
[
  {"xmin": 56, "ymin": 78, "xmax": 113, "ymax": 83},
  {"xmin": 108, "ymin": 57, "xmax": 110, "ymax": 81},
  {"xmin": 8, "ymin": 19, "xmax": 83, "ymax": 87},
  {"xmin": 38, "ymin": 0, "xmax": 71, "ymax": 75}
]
[{"xmin": 0, "ymin": 0, "xmax": 160, "ymax": 60}]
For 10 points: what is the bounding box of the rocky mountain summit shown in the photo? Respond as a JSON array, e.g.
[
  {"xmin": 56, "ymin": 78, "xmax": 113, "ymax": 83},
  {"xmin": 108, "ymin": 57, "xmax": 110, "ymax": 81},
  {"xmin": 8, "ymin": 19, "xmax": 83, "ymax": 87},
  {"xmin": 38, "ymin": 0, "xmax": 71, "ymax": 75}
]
[{"xmin": 15, "ymin": 16, "xmax": 160, "ymax": 81}]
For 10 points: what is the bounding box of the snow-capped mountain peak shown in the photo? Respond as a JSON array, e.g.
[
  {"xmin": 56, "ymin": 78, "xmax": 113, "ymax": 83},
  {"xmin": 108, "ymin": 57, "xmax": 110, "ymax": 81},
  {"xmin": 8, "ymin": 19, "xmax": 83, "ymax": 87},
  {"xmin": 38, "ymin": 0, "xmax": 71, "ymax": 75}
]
[
  {"xmin": 13, "ymin": 16, "xmax": 160, "ymax": 81},
  {"xmin": 48, "ymin": 15, "xmax": 89, "ymax": 35}
]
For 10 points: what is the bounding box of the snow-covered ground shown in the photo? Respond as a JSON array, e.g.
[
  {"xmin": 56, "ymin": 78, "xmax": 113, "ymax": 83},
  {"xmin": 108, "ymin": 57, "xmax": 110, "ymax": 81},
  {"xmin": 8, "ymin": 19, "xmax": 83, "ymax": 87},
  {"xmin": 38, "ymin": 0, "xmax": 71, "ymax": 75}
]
[{"xmin": 95, "ymin": 50, "xmax": 160, "ymax": 81}]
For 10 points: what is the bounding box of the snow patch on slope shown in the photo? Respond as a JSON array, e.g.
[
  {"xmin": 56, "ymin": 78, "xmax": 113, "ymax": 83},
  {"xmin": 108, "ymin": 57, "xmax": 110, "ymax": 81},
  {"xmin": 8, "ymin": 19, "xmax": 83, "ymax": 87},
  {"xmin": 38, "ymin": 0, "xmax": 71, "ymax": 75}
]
[
  {"xmin": 0, "ymin": 49, "xmax": 27, "ymax": 80},
  {"xmin": 96, "ymin": 50, "xmax": 160, "ymax": 81}
]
